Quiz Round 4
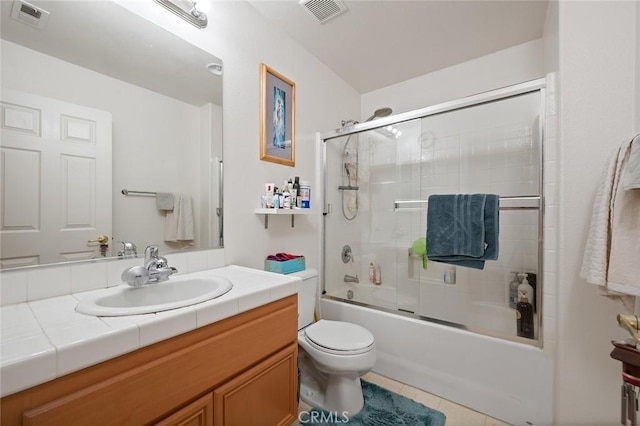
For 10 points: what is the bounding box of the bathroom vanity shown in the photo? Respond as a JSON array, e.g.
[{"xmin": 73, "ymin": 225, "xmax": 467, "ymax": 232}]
[{"xmin": 0, "ymin": 266, "xmax": 299, "ymax": 426}]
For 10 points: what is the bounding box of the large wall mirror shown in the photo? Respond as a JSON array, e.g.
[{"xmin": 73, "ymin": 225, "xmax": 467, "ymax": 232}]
[{"xmin": 0, "ymin": 0, "xmax": 223, "ymax": 269}]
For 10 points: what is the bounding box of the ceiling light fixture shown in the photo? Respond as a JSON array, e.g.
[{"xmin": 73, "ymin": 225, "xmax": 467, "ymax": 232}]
[{"xmin": 153, "ymin": 0, "xmax": 207, "ymax": 29}]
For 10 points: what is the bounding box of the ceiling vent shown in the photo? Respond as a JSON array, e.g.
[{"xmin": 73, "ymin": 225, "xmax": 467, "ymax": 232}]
[
  {"xmin": 11, "ymin": 0, "xmax": 50, "ymax": 29},
  {"xmin": 299, "ymin": 0, "xmax": 348, "ymax": 24}
]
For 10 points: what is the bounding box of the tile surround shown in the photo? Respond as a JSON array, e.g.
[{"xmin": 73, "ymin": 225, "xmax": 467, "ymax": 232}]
[
  {"xmin": 0, "ymin": 262, "xmax": 303, "ymax": 398},
  {"xmin": 0, "ymin": 248, "xmax": 226, "ymax": 306},
  {"xmin": 325, "ymin": 75, "xmax": 560, "ymax": 350}
]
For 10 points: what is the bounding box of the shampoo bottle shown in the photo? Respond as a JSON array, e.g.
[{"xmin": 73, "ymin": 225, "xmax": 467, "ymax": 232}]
[
  {"xmin": 516, "ymin": 292, "xmax": 534, "ymax": 339},
  {"xmin": 374, "ymin": 264, "xmax": 381, "ymax": 285},
  {"xmin": 368, "ymin": 262, "xmax": 376, "ymax": 284}
]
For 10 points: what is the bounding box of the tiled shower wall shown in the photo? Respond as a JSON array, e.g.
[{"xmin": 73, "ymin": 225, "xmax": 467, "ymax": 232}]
[{"xmin": 358, "ymin": 91, "xmax": 542, "ymax": 339}]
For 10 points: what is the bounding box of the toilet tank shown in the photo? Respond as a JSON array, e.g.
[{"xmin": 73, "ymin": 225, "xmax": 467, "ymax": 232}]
[{"xmin": 289, "ymin": 268, "xmax": 318, "ymax": 330}]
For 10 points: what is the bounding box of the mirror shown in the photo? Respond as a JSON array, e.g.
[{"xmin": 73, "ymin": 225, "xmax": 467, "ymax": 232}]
[{"xmin": 0, "ymin": 0, "xmax": 223, "ymax": 269}]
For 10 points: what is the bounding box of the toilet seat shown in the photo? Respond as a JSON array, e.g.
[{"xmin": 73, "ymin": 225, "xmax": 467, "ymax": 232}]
[{"xmin": 304, "ymin": 320, "xmax": 375, "ymax": 355}]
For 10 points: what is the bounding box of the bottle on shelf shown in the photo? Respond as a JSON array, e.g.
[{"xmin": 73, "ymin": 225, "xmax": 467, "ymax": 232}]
[
  {"xmin": 444, "ymin": 265, "xmax": 456, "ymax": 284},
  {"xmin": 300, "ymin": 181, "xmax": 311, "ymax": 208},
  {"xmin": 293, "ymin": 176, "xmax": 301, "ymax": 208},
  {"xmin": 517, "ymin": 273, "xmax": 534, "ymax": 308},
  {"xmin": 369, "ymin": 262, "xmax": 376, "ymax": 284},
  {"xmin": 516, "ymin": 291, "xmax": 534, "ymax": 339}
]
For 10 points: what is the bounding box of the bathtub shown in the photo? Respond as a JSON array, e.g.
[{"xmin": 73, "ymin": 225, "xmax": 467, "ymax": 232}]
[
  {"xmin": 328, "ymin": 285, "xmax": 524, "ymax": 339},
  {"xmin": 320, "ymin": 296, "xmax": 553, "ymax": 426}
]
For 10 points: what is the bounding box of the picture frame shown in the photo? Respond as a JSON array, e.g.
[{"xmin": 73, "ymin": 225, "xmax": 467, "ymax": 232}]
[{"xmin": 260, "ymin": 63, "xmax": 296, "ymax": 167}]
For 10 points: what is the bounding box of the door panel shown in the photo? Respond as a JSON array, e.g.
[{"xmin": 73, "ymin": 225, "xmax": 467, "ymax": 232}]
[{"xmin": 0, "ymin": 89, "xmax": 112, "ymax": 267}]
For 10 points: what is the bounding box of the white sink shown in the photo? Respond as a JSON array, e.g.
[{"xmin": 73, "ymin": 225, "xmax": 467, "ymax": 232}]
[{"xmin": 76, "ymin": 274, "xmax": 233, "ymax": 316}]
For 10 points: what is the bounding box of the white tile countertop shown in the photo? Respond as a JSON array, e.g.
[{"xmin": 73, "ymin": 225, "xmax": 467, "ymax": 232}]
[{"xmin": 0, "ymin": 265, "xmax": 301, "ymax": 398}]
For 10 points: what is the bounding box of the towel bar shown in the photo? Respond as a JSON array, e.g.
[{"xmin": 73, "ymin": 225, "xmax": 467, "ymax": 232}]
[
  {"xmin": 121, "ymin": 189, "xmax": 157, "ymax": 197},
  {"xmin": 394, "ymin": 195, "xmax": 541, "ymax": 211}
]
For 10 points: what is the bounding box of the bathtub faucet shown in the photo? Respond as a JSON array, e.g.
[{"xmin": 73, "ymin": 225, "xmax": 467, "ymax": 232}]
[{"xmin": 344, "ymin": 274, "xmax": 359, "ymax": 283}]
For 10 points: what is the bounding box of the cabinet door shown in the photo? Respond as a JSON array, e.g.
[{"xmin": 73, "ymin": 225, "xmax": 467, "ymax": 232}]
[
  {"xmin": 155, "ymin": 394, "xmax": 213, "ymax": 426},
  {"xmin": 214, "ymin": 343, "xmax": 297, "ymax": 426}
]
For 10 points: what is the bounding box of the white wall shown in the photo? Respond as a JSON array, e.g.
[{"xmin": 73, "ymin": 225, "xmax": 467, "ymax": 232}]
[
  {"xmin": 0, "ymin": 39, "xmax": 205, "ymax": 255},
  {"xmin": 556, "ymin": 1, "xmax": 639, "ymax": 425},
  {"xmin": 361, "ymin": 39, "xmax": 544, "ymax": 116},
  {"xmin": 117, "ymin": 0, "xmax": 361, "ymax": 271}
]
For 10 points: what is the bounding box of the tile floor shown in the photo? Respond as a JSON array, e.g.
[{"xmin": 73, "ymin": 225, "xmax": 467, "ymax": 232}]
[{"xmin": 294, "ymin": 371, "xmax": 511, "ymax": 426}]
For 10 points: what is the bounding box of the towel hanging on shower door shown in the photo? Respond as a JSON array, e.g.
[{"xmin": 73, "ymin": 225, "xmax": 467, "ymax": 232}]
[{"xmin": 426, "ymin": 193, "xmax": 500, "ymax": 270}]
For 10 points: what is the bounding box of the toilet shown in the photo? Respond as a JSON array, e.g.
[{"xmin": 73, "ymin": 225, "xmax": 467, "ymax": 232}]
[{"xmin": 291, "ymin": 269, "xmax": 376, "ymax": 416}]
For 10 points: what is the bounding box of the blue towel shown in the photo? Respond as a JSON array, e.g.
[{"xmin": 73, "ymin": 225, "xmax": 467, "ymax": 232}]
[{"xmin": 426, "ymin": 194, "xmax": 499, "ymax": 270}]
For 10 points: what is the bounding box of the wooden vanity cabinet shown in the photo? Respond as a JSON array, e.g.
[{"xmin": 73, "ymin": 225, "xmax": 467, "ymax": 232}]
[
  {"xmin": 0, "ymin": 295, "xmax": 298, "ymax": 426},
  {"xmin": 155, "ymin": 393, "xmax": 214, "ymax": 426}
]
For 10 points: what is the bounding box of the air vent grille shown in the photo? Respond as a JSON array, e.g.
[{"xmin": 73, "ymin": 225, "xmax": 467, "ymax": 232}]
[
  {"xmin": 10, "ymin": 0, "xmax": 49, "ymax": 29},
  {"xmin": 299, "ymin": 0, "xmax": 348, "ymax": 24}
]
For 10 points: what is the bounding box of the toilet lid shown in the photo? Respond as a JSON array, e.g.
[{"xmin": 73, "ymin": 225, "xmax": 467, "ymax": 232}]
[{"xmin": 304, "ymin": 320, "xmax": 374, "ymax": 352}]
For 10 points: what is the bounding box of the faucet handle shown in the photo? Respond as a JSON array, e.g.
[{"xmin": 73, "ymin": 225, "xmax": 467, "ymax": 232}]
[
  {"xmin": 118, "ymin": 241, "xmax": 137, "ymax": 258},
  {"xmin": 145, "ymin": 245, "xmax": 159, "ymax": 257},
  {"xmin": 122, "ymin": 265, "xmax": 149, "ymax": 287}
]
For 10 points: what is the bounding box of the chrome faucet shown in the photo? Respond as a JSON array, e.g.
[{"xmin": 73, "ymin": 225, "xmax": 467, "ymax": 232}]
[
  {"xmin": 344, "ymin": 274, "xmax": 359, "ymax": 283},
  {"xmin": 121, "ymin": 245, "xmax": 177, "ymax": 287},
  {"xmin": 117, "ymin": 240, "xmax": 137, "ymax": 259}
]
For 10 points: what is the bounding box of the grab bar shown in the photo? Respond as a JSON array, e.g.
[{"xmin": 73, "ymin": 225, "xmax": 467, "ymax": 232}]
[{"xmin": 394, "ymin": 195, "xmax": 541, "ymax": 211}]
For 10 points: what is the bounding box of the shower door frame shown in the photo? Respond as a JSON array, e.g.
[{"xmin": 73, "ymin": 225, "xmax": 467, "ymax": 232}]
[{"xmin": 319, "ymin": 77, "xmax": 546, "ymax": 347}]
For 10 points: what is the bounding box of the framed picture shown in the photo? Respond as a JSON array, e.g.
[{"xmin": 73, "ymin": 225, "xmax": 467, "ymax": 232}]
[{"xmin": 260, "ymin": 63, "xmax": 296, "ymax": 166}]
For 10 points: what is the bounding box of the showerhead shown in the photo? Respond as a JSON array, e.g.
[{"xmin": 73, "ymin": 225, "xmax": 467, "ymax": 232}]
[{"xmin": 365, "ymin": 107, "xmax": 393, "ymax": 122}]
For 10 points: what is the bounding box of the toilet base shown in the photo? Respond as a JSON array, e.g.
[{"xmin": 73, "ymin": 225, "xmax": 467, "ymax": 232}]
[{"xmin": 298, "ymin": 351, "xmax": 365, "ymax": 417}]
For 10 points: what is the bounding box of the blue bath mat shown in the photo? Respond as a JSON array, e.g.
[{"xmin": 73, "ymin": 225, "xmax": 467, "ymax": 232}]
[{"xmin": 305, "ymin": 380, "xmax": 446, "ymax": 426}]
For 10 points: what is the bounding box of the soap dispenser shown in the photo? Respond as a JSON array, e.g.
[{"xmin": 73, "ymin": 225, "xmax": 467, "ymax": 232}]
[{"xmin": 517, "ymin": 273, "xmax": 534, "ymax": 310}]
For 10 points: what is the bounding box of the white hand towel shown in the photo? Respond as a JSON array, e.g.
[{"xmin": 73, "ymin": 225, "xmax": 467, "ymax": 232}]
[
  {"xmin": 622, "ymin": 134, "xmax": 640, "ymax": 191},
  {"xmin": 581, "ymin": 136, "xmax": 640, "ymax": 308},
  {"xmin": 163, "ymin": 193, "xmax": 195, "ymax": 244},
  {"xmin": 156, "ymin": 192, "xmax": 174, "ymax": 211}
]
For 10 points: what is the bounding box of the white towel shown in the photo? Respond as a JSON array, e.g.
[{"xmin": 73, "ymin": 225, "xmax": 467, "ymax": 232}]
[
  {"xmin": 622, "ymin": 134, "xmax": 640, "ymax": 190},
  {"xmin": 163, "ymin": 193, "xmax": 195, "ymax": 244},
  {"xmin": 581, "ymin": 136, "xmax": 640, "ymax": 308},
  {"xmin": 156, "ymin": 192, "xmax": 174, "ymax": 211}
]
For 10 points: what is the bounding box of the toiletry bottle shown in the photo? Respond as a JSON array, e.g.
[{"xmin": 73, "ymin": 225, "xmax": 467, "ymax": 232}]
[
  {"xmin": 444, "ymin": 265, "xmax": 456, "ymax": 284},
  {"xmin": 516, "ymin": 292, "xmax": 534, "ymax": 339},
  {"xmin": 517, "ymin": 273, "xmax": 534, "ymax": 308},
  {"xmin": 283, "ymin": 188, "xmax": 291, "ymax": 209},
  {"xmin": 369, "ymin": 262, "xmax": 376, "ymax": 284},
  {"xmin": 374, "ymin": 264, "xmax": 381, "ymax": 285},
  {"xmin": 508, "ymin": 272, "xmax": 521, "ymax": 309},
  {"xmin": 300, "ymin": 181, "xmax": 311, "ymax": 208},
  {"xmin": 293, "ymin": 176, "xmax": 301, "ymax": 207},
  {"xmin": 526, "ymin": 272, "xmax": 537, "ymax": 313}
]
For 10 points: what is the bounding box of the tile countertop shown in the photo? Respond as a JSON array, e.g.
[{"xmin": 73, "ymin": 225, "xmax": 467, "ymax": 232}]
[{"xmin": 0, "ymin": 265, "xmax": 301, "ymax": 398}]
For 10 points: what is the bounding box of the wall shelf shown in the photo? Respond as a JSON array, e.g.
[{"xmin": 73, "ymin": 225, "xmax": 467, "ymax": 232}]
[{"xmin": 254, "ymin": 208, "xmax": 312, "ymax": 229}]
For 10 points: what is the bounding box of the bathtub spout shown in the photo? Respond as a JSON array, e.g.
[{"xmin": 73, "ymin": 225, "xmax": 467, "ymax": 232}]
[{"xmin": 344, "ymin": 274, "xmax": 359, "ymax": 283}]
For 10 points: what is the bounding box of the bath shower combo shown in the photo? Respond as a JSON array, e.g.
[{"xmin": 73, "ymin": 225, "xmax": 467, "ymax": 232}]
[{"xmin": 317, "ymin": 78, "xmax": 549, "ymax": 425}]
